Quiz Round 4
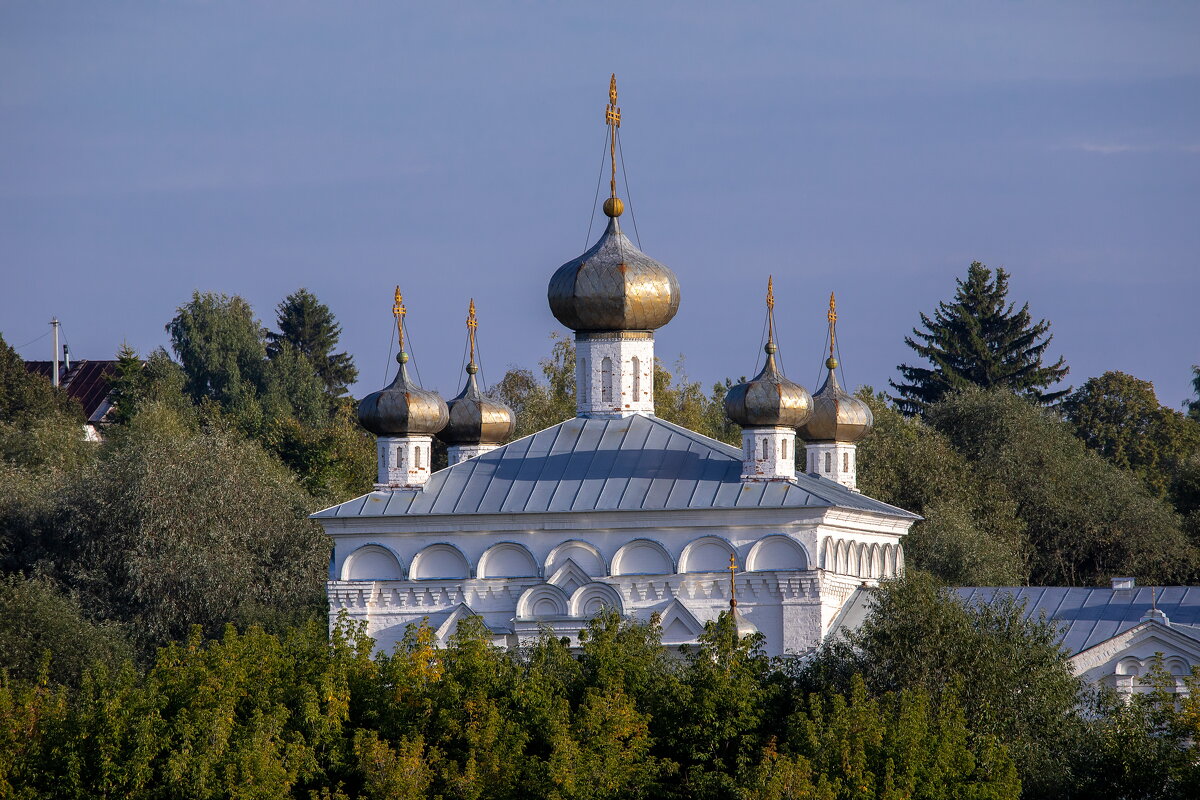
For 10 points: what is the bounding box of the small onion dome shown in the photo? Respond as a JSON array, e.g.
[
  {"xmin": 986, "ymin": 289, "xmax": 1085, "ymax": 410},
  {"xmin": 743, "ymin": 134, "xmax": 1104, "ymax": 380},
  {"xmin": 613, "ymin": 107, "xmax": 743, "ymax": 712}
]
[
  {"xmin": 438, "ymin": 363, "xmax": 515, "ymax": 446},
  {"xmin": 724, "ymin": 342, "xmax": 813, "ymax": 428},
  {"xmin": 798, "ymin": 357, "xmax": 873, "ymax": 443},
  {"xmin": 547, "ymin": 201, "xmax": 680, "ymax": 332},
  {"xmin": 357, "ymin": 354, "xmax": 449, "ymax": 436}
]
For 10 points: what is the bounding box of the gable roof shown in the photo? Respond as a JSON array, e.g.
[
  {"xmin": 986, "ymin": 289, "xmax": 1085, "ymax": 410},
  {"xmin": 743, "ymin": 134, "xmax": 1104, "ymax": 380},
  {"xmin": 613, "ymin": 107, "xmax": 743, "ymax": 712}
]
[
  {"xmin": 954, "ymin": 586, "xmax": 1200, "ymax": 656},
  {"xmin": 25, "ymin": 360, "xmax": 119, "ymax": 423},
  {"xmin": 314, "ymin": 414, "xmax": 917, "ymax": 520}
]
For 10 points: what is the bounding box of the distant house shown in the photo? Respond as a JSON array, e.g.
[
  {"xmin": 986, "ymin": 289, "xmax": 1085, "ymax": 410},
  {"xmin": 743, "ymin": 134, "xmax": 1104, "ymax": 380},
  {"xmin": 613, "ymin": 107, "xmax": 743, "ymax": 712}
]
[{"xmin": 24, "ymin": 360, "xmax": 120, "ymax": 441}]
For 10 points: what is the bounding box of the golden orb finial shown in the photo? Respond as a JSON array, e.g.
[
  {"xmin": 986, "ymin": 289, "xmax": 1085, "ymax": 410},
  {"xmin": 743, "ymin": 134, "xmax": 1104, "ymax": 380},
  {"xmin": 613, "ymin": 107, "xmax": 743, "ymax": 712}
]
[{"xmin": 602, "ymin": 196, "xmax": 624, "ymax": 217}]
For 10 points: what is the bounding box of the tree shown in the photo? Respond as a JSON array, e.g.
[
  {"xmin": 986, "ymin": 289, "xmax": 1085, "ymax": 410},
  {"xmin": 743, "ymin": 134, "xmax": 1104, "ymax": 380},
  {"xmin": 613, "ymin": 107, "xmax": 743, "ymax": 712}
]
[
  {"xmin": 0, "ymin": 333, "xmax": 77, "ymax": 423},
  {"xmin": 166, "ymin": 291, "xmax": 269, "ymax": 411},
  {"xmin": 891, "ymin": 262, "xmax": 1069, "ymax": 415},
  {"xmin": 267, "ymin": 288, "xmax": 358, "ymax": 399},
  {"xmin": 928, "ymin": 388, "xmax": 1194, "ymax": 585},
  {"xmin": 855, "ymin": 389, "xmax": 1028, "ymax": 584},
  {"xmin": 1063, "ymin": 371, "xmax": 1200, "ymax": 500},
  {"xmin": 804, "ymin": 572, "xmax": 1083, "ymax": 797}
]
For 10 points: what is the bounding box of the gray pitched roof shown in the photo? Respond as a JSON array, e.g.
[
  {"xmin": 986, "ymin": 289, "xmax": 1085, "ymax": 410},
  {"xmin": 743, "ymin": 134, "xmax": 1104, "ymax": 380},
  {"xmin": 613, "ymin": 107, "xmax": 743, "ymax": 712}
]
[
  {"xmin": 314, "ymin": 414, "xmax": 917, "ymax": 520},
  {"xmin": 954, "ymin": 586, "xmax": 1200, "ymax": 655}
]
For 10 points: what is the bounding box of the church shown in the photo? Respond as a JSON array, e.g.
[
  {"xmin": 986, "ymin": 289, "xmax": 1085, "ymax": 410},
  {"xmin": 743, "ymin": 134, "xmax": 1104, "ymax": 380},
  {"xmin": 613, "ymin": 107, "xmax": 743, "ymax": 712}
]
[{"xmin": 313, "ymin": 78, "xmax": 1200, "ymax": 688}]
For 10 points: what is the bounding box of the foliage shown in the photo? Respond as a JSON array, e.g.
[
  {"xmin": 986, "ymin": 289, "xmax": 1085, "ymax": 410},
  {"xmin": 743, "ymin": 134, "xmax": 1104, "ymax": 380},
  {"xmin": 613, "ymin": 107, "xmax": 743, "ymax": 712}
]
[
  {"xmin": 0, "ymin": 575, "xmax": 131, "ymax": 687},
  {"xmin": 1062, "ymin": 371, "xmax": 1200, "ymax": 501},
  {"xmin": 0, "ymin": 612, "xmax": 1023, "ymax": 800},
  {"xmin": 891, "ymin": 262, "xmax": 1069, "ymax": 415},
  {"xmin": 0, "ymin": 404, "xmax": 328, "ymax": 657},
  {"xmin": 856, "ymin": 389, "xmax": 1027, "ymax": 584},
  {"xmin": 0, "ymin": 333, "xmax": 79, "ymax": 423},
  {"xmin": 928, "ymin": 388, "xmax": 1194, "ymax": 584},
  {"xmin": 267, "ymin": 288, "xmax": 358, "ymax": 398},
  {"xmin": 1188, "ymin": 365, "xmax": 1200, "ymax": 422},
  {"xmin": 804, "ymin": 573, "xmax": 1082, "ymax": 797}
]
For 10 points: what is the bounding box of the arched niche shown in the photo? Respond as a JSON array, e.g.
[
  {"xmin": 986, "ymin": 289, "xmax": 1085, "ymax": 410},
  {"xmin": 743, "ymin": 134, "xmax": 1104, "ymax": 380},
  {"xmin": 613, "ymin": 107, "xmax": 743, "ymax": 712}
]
[
  {"xmin": 516, "ymin": 584, "xmax": 570, "ymax": 620},
  {"xmin": 835, "ymin": 540, "xmax": 848, "ymax": 574},
  {"xmin": 679, "ymin": 536, "xmax": 736, "ymax": 573},
  {"xmin": 747, "ymin": 535, "xmax": 809, "ymax": 572},
  {"xmin": 570, "ymin": 583, "xmax": 623, "ymax": 618},
  {"xmin": 884, "ymin": 544, "xmax": 897, "ymax": 577},
  {"xmin": 545, "ymin": 540, "xmax": 606, "ymax": 577},
  {"xmin": 847, "ymin": 542, "xmax": 860, "ymax": 577},
  {"xmin": 411, "ymin": 543, "xmax": 470, "ymax": 580},
  {"xmin": 868, "ymin": 544, "xmax": 881, "ymax": 579},
  {"xmin": 611, "ymin": 539, "xmax": 674, "ymax": 576},
  {"xmin": 341, "ymin": 544, "xmax": 403, "ymax": 581},
  {"xmin": 821, "ymin": 538, "xmax": 835, "ymax": 571},
  {"xmin": 478, "ymin": 542, "xmax": 539, "ymax": 579}
]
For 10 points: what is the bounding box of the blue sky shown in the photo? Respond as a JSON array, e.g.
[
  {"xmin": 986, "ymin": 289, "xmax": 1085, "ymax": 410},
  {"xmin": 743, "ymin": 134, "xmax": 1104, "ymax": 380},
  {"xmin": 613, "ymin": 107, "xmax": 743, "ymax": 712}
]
[{"xmin": 3, "ymin": 2, "xmax": 1198, "ymax": 409}]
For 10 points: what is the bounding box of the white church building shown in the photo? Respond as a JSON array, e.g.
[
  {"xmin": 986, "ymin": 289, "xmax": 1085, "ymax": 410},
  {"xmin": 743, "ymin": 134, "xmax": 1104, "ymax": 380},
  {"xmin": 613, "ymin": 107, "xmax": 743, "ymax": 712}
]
[{"xmin": 313, "ymin": 78, "xmax": 1200, "ymax": 688}]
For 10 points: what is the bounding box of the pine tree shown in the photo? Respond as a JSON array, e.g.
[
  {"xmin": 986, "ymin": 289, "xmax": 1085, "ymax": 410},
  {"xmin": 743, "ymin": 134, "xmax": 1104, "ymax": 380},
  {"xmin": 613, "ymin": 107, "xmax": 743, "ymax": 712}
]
[
  {"xmin": 890, "ymin": 262, "xmax": 1069, "ymax": 414},
  {"xmin": 266, "ymin": 288, "xmax": 357, "ymax": 398}
]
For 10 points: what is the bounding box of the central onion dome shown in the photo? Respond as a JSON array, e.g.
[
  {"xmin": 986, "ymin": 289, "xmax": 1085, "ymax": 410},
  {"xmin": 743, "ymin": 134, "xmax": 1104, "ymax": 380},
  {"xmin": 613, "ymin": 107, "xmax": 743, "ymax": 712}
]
[
  {"xmin": 358, "ymin": 353, "xmax": 449, "ymax": 436},
  {"xmin": 724, "ymin": 278, "xmax": 813, "ymax": 428},
  {"xmin": 797, "ymin": 357, "xmax": 873, "ymax": 443},
  {"xmin": 548, "ymin": 201, "xmax": 680, "ymax": 332}
]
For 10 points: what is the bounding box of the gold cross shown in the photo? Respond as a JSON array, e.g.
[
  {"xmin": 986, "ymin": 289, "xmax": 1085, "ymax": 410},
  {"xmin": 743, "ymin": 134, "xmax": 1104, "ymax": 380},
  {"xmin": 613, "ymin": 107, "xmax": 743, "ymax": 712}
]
[
  {"xmin": 466, "ymin": 298, "xmax": 478, "ymax": 364},
  {"xmin": 392, "ymin": 286, "xmax": 406, "ymax": 351}
]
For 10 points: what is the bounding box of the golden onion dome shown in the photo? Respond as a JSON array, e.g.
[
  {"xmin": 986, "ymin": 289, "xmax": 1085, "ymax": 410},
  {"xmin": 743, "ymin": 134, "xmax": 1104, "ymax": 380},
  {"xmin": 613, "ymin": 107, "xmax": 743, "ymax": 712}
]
[
  {"xmin": 439, "ymin": 366, "xmax": 515, "ymax": 446},
  {"xmin": 357, "ymin": 353, "xmax": 449, "ymax": 437},
  {"xmin": 547, "ymin": 203, "xmax": 680, "ymax": 333},
  {"xmin": 724, "ymin": 342, "xmax": 814, "ymax": 428},
  {"xmin": 724, "ymin": 277, "xmax": 813, "ymax": 429},
  {"xmin": 357, "ymin": 286, "xmax": 449, "ymax": 437},
  {"xmin": 798, "ymin": 357, "xmax": 873, "ymax": 443}
]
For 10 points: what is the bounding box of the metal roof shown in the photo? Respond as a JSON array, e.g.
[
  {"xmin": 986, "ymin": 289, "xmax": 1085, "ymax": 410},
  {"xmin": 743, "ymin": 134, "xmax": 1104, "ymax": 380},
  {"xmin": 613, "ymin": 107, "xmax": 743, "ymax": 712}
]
[
  {"xmin": 314, "ymin": 414, "xmax": 918, "ymax": 520},
  {"xmin": 25, "ymin": 360, "xmax": 118, "ymax": 423},
  {"xmin": 955, "ymin": 586, "xmax": 1200, "ymax": 655}
]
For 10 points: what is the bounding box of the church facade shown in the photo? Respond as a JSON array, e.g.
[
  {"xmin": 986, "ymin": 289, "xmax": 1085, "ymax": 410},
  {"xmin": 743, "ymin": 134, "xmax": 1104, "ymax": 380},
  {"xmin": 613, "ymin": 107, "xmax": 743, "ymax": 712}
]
[
  {"xmin": 313, "ymin": 77, "xmax": 917, "ymax": 658},
  {"xmin": 313, "ymin": 78, "xmax": 1200, "ymax": 689}
]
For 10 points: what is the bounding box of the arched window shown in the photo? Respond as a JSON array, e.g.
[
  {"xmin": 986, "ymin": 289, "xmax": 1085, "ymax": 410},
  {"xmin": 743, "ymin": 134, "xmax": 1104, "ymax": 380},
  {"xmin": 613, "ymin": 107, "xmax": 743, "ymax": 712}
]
[
  {"xmin": 843, "ymin": 452, "xmax": 849, "ymax": 472},
  {"xmin": 761, "ymin": 438, "xmax": 769, "ymax": 460},
  {"xmin": 781, "ymin": 439, "xmax": 789, "ymax": 459},
  {"xmin": 601, "ymin": 357, "xmax": 613, "ymax": 402},
  {"xmin": 415, "ymin": 446, "xmax": 423, "ymax": 469},
  {"xmin": 577, "ymin": 357, "xmax": 588, "ymax": 403},
  {"xmin": 824, "ymin": 451, "xmax": 831, "ymax": 472},
  {"xmin": 631, "ymin": 356, "xmax": 641, "ymax": 399}
]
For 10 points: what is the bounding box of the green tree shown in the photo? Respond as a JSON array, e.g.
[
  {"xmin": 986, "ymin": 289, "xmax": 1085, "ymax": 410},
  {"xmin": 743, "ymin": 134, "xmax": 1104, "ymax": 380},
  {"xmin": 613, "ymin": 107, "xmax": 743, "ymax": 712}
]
[
  {"xmin": 856, "ymin": 389, "xmax": 1028, "ymax": 584},
  {"xmin": 0, "ymin": 333, "xmax": 77, "ymax": 423},
  {"xmin": 166, "ymin": 291, "xmax": 269, "ymax": 412},
  {"xmin": 891, "ymin": 262, "xmax": 1069, "ymax": 415},
  {"xmin": 928, "ymin": 388, "xmax": 1194, "ymax": 584},
  {"xmin": 805, "ymin": 573, "xmax": 1082, "ymax": 797},
  {"xmin": 267, "ymin": 288, "xmax": 358, "ymax": 399},
  {"xmin": 1063, "ymin": 371, "xmax": 1200, "ymax": 500}
]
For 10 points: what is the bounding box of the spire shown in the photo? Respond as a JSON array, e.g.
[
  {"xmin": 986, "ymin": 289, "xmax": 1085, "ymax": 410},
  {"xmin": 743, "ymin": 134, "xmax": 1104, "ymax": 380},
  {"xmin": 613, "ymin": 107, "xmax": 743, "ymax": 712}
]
[
  {"xmin": 392, "ymin": 285, "xmax": 408, "ymax": 365},
  {"xmin": 603, "ymin": 74, "xmax": 624, "ymax": 218},
  {"xmin": 466, "ymin": 298, "xmax": 479, "ymax": 375},
  {"xmin": 826, "ymin": 291, "xmax": 838, "ymax": 369}
]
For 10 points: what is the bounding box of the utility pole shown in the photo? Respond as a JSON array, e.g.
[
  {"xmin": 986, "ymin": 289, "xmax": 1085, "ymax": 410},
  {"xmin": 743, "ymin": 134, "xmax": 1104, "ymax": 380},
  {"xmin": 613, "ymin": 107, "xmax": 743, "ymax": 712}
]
[{"xmin": 51, "ymin": 317, "xmax": 60, "ymax": 387}]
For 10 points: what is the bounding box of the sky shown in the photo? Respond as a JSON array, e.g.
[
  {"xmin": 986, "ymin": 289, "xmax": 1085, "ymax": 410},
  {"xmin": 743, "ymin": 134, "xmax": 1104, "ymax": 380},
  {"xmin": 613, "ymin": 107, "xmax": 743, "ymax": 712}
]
[{"xmin": 3, "ymin": 1, "xmax": 1198, "ymax": 410}]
